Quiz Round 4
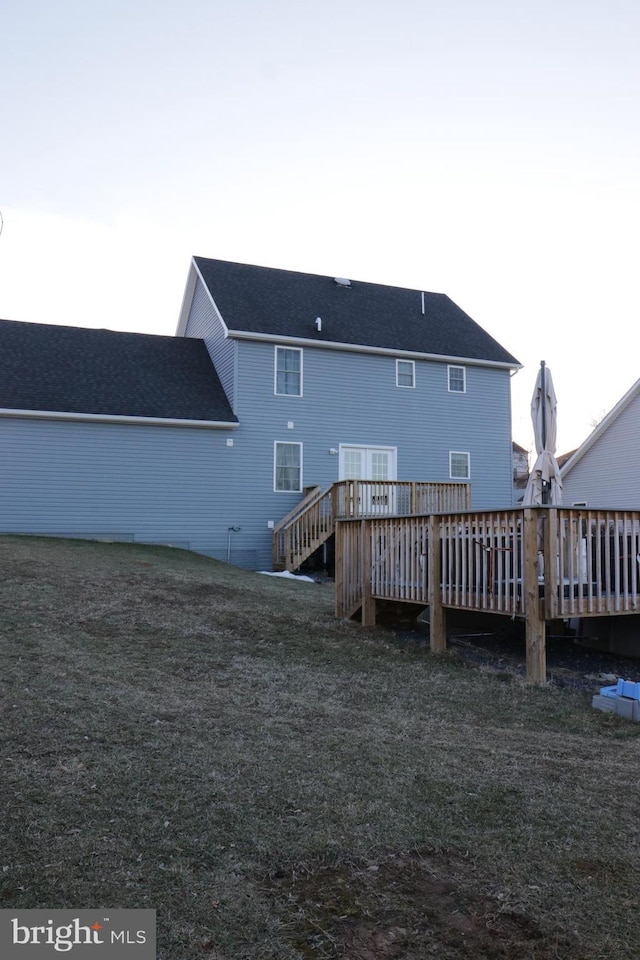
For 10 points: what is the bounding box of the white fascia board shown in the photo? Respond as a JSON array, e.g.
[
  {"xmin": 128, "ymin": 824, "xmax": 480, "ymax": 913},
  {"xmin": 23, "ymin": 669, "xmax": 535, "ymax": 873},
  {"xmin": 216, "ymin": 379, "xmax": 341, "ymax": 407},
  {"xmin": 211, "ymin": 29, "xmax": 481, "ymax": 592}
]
[
  {"xmin": 175, "ymin": 260, "xmax": 198, "ymax": 337},
  {"xmin": 227, "ymin": 329, "xmax": 521, "ymax": 371},
  {"xmin": 0, "ymin": 408, "xmax": 239, "ymax": 429},
  {"xmin": 175, "ymin": 259, "xmax": 231, "ymax": 339}
]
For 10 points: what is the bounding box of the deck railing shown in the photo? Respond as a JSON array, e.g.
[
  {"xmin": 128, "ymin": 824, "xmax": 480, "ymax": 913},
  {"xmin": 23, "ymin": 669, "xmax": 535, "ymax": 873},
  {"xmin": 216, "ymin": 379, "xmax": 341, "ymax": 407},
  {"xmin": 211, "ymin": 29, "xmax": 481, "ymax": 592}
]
[
  {"xmin": 274, "ymin": 480, "xmax": 470, "ymax": 571},
  {"xmin": 335, "ymin": 507, "xmax": 640, "ymax": 682},
  {"xmin": 272, "ymin": 485, "xmax": 332, "ymax": 571},
  {"xmin": 333, "ymin": 480, "xmax": 470, "ymax": 518},
  {"xmin": 439, "ymin": 510, "xmax": 525, "ymax": 616},
  {"xmin": 552, "ymin": 509, "xmax": 640, "ymax": 618}
]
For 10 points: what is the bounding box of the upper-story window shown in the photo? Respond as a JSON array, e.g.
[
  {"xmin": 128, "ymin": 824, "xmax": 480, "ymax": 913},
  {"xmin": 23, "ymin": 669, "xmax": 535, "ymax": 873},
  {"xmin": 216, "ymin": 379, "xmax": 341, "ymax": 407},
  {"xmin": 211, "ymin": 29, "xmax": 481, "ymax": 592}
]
[
  {"xmin": 396, "ymin": 359, "xmax": 415, "ymax": 388},
  {"xmin": 448, "ymin": 365, "xmax": 466, "ymax": 393},
  {"xmin": 275, "ymin": 346, "xmax": 303, "ymax": 397}
]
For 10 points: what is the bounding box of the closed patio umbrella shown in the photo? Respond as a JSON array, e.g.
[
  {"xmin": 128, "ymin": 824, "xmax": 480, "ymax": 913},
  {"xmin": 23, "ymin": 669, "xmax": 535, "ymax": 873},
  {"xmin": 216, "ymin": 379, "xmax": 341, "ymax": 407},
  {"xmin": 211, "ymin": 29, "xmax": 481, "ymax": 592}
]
[{"xmin": 523, "ymin": 361, "xmax": 563, "ymax": 506}]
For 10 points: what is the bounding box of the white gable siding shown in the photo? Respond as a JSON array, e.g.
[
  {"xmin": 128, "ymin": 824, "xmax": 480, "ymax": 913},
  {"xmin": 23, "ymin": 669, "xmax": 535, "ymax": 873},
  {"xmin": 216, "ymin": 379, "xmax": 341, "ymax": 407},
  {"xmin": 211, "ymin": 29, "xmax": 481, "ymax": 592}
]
[
  {"xmin": 184, "ymin": 279, "xmax": 236, "ymax": 411},
  {"xmin": 562, "ymin": 392, "xmax": 640, "ymax": 508}
]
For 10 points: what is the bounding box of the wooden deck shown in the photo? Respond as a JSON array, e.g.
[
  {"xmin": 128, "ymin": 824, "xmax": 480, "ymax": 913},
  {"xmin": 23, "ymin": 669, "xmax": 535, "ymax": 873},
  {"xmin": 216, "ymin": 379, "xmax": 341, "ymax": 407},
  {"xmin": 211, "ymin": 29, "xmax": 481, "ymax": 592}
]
[
  {"xmin": 335, "ymin": 507, "xmax": 640, "ymax": 682},
  {"xmin": 273, "ymin": 480, "xmax": 470, "ymax": 571}
]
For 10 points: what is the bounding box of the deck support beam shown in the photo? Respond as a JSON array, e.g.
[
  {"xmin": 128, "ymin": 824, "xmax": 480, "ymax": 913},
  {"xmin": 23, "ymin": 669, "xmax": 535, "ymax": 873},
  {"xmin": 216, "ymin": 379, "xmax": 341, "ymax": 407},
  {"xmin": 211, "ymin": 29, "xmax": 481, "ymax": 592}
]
[
  {"xmin": 428, "ymin": 515, "xmax": 447, "ymax": 652},
  {"xmin": 523, "ymin": 508, "xmax": 547, "ymax": 683}
]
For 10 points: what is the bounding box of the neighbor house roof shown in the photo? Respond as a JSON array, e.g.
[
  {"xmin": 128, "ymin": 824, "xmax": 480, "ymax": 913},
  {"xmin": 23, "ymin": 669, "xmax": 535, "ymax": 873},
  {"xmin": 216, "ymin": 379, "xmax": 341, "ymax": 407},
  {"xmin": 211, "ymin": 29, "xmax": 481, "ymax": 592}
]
[
  {"xmin": 0, "ymin": 319, "xmax": 237, "ymax": 425},
  {"xmin": 182, "ymin": 258, "xmax": 521, "ymax": 368}
]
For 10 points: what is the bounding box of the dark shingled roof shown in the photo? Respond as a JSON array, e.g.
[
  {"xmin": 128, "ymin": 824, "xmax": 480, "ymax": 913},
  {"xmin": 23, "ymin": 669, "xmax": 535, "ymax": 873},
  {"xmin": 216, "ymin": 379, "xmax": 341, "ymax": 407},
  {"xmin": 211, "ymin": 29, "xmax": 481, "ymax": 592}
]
[
  {"xmin": 0, "ymin": 319, "xmax": 237, "ymax": 422},
  {"xmin": 194, "ymin": 257, "xmax": 520, "ymax": 366}
]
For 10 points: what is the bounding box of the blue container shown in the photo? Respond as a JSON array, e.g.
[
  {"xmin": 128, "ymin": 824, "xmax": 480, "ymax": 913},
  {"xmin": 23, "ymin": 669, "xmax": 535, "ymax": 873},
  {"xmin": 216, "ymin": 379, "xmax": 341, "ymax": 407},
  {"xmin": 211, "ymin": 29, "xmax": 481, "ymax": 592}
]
[{"xmin": 621, "ymin": 680, "xmax": 640, "ymax": 701}]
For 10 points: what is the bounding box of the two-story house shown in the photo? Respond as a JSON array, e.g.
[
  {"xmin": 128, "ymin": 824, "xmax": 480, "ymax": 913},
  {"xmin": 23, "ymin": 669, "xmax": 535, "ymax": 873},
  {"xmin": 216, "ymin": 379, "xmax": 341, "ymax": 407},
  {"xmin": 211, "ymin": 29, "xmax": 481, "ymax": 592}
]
[{"xmin": 0, "ymin": 258, "xmax": 520, "ymax": 569}]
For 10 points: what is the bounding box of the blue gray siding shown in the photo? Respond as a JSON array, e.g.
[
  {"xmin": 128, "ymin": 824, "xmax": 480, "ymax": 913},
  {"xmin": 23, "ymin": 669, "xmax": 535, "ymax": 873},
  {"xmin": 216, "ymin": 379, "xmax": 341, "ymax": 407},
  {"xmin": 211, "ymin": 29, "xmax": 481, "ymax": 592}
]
[
  {"xmin": 0, "ymin": 339, "xmax": 515, "ymax": 571},
  {"xmin": 221, "ymin": 341, "xmax": 514, "ymax": 565},
  {"xmin": 562, "ymin": 393, "xmax": 640, "ymax": 508},
  {"xmin": 184, "ymin": 278, "xmax": 236, "ymax": 411},
  {"xmin": 0, "ymin": 418, "xmax": 252, "ymax": 563}
]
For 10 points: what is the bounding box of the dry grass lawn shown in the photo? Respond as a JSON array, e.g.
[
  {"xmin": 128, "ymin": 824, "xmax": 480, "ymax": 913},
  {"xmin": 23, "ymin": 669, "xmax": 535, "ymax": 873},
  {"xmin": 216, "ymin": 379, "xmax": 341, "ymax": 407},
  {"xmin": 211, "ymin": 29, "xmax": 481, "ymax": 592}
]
[{"xmin": 1, "ymin": 535, "xmax": 640, "ymax": 959}]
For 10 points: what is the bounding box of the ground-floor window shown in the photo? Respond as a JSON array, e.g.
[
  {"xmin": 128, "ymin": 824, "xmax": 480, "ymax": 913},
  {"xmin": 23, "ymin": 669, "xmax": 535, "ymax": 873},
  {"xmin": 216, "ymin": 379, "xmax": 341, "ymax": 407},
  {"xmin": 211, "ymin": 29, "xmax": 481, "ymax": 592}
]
[
  {"xmin": 274, "ymin": 442, "xmax": 302, "ymax": 492},
  {"xmin": 449, "ymin": 451, "xmax": 470, "ymax": 479}
]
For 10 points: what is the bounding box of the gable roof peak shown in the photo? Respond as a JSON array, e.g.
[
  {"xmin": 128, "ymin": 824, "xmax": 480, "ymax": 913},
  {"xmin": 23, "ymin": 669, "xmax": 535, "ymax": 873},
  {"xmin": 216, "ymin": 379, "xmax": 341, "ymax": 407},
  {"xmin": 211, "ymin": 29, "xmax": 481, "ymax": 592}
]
[{"xmin": 190, "ymin": 257, "xmax": 520, "ymax": 368}]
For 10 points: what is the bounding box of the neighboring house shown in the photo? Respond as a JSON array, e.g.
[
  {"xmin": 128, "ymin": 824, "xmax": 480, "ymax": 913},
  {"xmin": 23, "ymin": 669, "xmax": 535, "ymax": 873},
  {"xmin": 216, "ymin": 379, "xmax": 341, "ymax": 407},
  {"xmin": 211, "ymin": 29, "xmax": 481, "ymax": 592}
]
[
  {"xmin": 512, "ymin": 441, "xmax": 530, "ymax": 502},
  {"xmin": 0, "ymin": 258, "xmax": 520, "ymax": 569},
  {"xmin": 560, "ymin": 377, "xmax": 640, "ymax": 508}
]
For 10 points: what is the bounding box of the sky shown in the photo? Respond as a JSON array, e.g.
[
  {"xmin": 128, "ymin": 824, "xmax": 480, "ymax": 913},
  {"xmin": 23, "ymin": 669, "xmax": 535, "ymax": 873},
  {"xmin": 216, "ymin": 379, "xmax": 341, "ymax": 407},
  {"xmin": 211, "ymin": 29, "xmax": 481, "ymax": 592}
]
[{"xmin": 1, "ymin": 0, "xmax": 639, "ymax": 457}]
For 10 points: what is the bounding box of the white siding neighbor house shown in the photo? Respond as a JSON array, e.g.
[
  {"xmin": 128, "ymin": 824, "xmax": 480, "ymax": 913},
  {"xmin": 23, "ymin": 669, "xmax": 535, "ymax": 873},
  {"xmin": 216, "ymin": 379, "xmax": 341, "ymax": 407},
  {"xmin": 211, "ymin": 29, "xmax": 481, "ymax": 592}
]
[{"xmin": 561, "ymin": 378, "xmax": 640, "ymax": 509}]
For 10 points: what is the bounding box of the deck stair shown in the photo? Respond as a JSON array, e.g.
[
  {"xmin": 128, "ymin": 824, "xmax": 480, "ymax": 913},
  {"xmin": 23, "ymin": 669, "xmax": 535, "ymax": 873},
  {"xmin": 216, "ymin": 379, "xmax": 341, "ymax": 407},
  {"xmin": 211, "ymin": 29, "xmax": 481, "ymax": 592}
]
[
  {"xmin": 273, "ymin": 480, "xmax": 470, "ymax": 573},
  {"xmin": 272, "ymin": 485, "xmax": 334, "ymax": 571}
]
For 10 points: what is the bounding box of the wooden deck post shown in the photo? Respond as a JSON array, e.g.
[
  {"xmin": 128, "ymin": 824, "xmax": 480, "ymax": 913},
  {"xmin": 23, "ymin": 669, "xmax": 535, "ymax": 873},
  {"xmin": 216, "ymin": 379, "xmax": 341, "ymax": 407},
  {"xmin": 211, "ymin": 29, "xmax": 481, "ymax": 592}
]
[
  {"xmin": 523, "ymin": 508, "xmax": 546, "ymax": 683},
  {"xmin": 334, "ymin": 520, "xmax": 344, "ymax": 618},
  {"xmin": 428, "ymin": 514, "xmax": 446, "ymax": 653},
  {"xmin": 360, "ymin": 520, "xmax": 376, "ymax": 627}
]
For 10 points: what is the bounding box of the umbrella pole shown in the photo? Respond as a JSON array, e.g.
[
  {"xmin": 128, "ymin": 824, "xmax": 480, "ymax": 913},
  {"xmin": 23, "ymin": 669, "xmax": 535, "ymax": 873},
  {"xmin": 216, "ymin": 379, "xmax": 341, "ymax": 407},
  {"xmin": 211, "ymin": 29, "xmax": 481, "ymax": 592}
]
[{"xmin": 540, "ymin": 360, "xmax": 548, "ymax": 506}]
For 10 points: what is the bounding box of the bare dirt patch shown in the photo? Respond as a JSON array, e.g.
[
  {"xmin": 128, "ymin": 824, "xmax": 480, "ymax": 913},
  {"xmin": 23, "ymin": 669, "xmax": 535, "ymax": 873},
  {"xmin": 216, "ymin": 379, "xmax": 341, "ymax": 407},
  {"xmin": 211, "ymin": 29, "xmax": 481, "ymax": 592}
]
[{"xmin": 269, "ymin": 849, "xmax": 579, "ymax": 960}]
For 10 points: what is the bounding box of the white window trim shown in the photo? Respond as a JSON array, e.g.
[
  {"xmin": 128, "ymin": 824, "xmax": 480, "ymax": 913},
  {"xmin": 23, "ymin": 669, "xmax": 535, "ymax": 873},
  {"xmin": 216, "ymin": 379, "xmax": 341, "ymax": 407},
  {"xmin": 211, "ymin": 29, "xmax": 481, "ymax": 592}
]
[
  {"xmin": 274, "ymin": 441, "xmax": 303, "ymax": 493},
  {"xmin": 395, "ymin": 358, "xmax": 415, "ymax": 388},
  {"xmin": 449, "ymin": 451, "xmax": 470, "ymax": 480},
  {"xmin": 274, "ymin": 346, "xmax": 303, "ymax": 397},
  {"xmin": 448, "ymin": 364, "xmax": 466, "ymax": 393}
]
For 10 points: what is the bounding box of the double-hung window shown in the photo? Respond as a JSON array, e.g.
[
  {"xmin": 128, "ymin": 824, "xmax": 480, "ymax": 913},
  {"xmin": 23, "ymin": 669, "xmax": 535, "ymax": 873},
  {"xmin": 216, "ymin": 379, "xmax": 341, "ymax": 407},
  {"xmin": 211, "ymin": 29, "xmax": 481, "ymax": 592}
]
[
  {"xmin": 275, "ymin": 347, "xmax": 303, "ymax": 397},
  {"xmin": 396, "ymin": 359, "xmax": 415, "ymax": 388},
  {"xmin": 449, "ymin": 451, "xmax": 470, "ymax": 480},
  {"xmin": 448, "ymin": 365, "xmax": 466, "ymax": 393},
  {"xmin": 274, "ymin": 442, "xmax": 302, "ymax": 492}
]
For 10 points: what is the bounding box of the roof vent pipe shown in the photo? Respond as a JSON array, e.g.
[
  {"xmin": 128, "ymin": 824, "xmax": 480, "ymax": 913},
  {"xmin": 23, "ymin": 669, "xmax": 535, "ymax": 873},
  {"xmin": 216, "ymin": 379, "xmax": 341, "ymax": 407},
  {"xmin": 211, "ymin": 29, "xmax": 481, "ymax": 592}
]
[
  {"xmin": 421, "ymin": 292, "xmax": 425, "ymax": 315},
  {"xmin": 315, "ymin": 317, "xmax": 322, "ymax": 332}
]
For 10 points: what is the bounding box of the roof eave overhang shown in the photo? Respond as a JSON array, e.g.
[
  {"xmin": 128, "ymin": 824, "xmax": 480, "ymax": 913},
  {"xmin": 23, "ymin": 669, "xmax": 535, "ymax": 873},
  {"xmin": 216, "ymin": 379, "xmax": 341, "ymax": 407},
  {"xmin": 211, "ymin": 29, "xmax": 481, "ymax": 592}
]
[
  {"xmin": 0, "ymin": 408, "xmax": 239, "ymax": 429},
  {"xmin": 227, "ymin": 329, "xmax": 521, "ymax": 370}
]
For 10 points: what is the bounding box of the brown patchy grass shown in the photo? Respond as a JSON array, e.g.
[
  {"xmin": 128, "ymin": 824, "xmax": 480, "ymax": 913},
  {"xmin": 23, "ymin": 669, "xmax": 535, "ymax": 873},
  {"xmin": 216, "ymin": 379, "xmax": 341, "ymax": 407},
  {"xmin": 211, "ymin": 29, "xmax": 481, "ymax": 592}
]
[{"xmin": 1, "ymin": 534, "xmax": 640, "ymax": 959}]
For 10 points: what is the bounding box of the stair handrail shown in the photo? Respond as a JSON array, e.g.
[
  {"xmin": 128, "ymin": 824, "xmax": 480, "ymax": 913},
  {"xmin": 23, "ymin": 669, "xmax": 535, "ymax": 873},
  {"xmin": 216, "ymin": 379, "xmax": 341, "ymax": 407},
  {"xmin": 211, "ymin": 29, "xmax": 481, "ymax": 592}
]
[{"xmin": 272, "ymin": 484, "xmax": 328, "ymax": 536}]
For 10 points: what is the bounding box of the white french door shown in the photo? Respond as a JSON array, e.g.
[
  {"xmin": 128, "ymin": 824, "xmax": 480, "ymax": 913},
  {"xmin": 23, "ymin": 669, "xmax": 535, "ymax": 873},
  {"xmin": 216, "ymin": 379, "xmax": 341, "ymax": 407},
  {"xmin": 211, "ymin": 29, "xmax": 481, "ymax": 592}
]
[{"xmin": 338, "ymin": 445, "xmax": 397, "ymax": 514}]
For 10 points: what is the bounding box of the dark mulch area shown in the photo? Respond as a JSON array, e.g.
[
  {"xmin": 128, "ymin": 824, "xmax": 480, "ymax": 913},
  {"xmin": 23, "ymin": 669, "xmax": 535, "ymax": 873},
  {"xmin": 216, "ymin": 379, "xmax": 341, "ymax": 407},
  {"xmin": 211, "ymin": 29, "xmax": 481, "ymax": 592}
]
[{"xmin": 392, "ymin": 619, "xmax": 640, "ymax": 691}]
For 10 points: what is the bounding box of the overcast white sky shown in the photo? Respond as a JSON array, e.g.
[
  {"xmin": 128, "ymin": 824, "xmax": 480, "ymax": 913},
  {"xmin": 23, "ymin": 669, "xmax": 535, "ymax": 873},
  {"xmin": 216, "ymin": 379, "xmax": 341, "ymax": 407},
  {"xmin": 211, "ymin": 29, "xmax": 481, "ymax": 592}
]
[{"xmin": 1, "ymin": 0, "xmax": 639, "ymax": 456}]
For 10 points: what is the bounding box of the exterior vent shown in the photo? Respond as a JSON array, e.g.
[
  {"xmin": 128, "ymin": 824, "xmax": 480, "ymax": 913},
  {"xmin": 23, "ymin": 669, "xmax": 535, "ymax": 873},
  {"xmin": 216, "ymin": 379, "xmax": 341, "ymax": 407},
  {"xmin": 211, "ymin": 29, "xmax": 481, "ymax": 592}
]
[{"xmin": 334, "ymin": 277, "xmax": 351, "ymax": 287}]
